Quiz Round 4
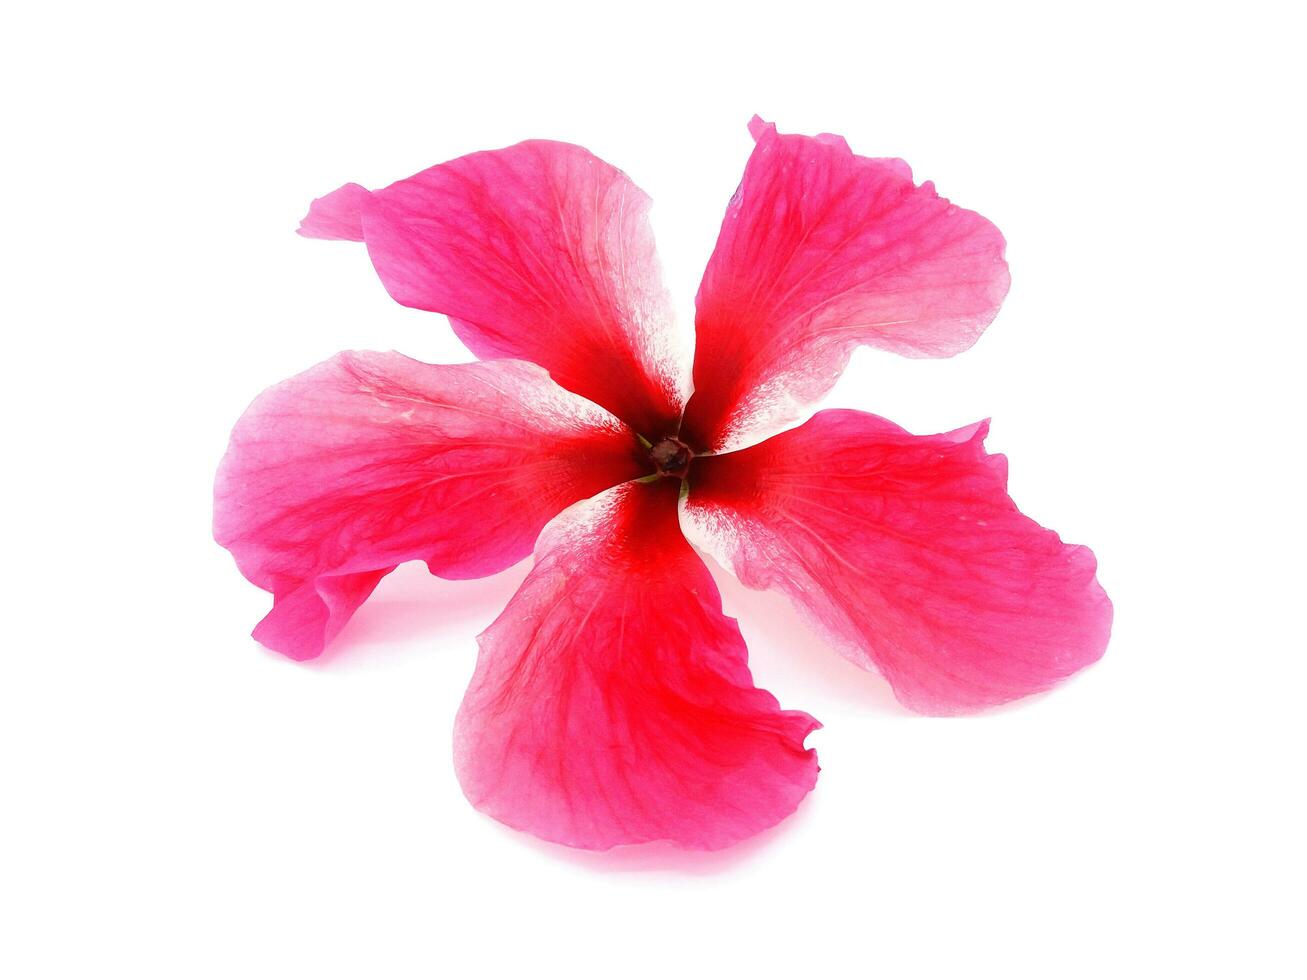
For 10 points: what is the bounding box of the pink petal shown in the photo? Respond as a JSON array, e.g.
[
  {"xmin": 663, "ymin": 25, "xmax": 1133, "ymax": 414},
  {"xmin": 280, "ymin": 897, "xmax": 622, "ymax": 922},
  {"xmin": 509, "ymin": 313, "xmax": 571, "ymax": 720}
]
[
  {"xmin": 214, "ymin": 353, "xmax": 645, "ymax": 660},
  {"xmin": 685, "ymin": 411, "xmax": 1112, "ymax": 714},
  {"xmin": 455, "ymin": 480, "xmax": 819, "ymax": 850},
  {"xmin": 310, "ymin": 142, "xmax": 687, "ymax": 437},
  {"xmin": 297, "ymin": 182, "xmax": 369, "ymax": 241},
  {"xmin": 681, "ymin": 116, "xmax": 1012, "ymax": 451}
]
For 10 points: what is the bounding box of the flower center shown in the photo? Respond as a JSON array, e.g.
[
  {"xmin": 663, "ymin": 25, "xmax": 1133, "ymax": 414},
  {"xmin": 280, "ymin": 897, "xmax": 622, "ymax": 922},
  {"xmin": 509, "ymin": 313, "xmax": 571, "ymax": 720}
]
[{"xmin": 648, "ymin": 436, "xmax": 693, "ymax": 479}]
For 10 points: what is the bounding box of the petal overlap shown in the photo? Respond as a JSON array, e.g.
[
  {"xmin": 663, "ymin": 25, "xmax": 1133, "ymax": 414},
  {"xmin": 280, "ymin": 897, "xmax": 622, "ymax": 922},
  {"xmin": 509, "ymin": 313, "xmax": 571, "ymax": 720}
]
[
  {"xmin": 684, "ymin": 410, "xmax": 1112, "ymax": 714},
  {"xmin": 454, "ymin": 479, "xmax": 819, "ymax": 850},
  {"xmin": 214, "ymin": 353, "xmax": 645, "ymax": 660},
  {"xmin": 681, "ymin": 117, "xmax": 1011, "ymax": 451},
  {"xmin": 302, "ymin": 141, "xmax": 688, "ymax": 437}
]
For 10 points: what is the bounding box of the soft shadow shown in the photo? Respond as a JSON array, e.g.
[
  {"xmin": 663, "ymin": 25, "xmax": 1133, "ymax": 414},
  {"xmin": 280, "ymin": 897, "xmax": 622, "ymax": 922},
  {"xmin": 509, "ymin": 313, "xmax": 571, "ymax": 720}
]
[
  {"xmin": 697, "ymin": 552, "xmax": 908, "ymax": 716},
  {"xmin": 488, "ymin": 789, "xmax": 820, "ymax": 876},
  {"xmin": 304, "ymin": 560, "xmax": 528, "ymax": 668}
]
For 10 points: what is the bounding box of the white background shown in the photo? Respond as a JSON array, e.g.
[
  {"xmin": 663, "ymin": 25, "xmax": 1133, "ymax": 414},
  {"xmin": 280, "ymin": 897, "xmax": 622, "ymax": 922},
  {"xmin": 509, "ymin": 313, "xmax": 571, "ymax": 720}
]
[{"xmin": 4, "ymin": 2, "xmax": 1304, "ymax": 977}]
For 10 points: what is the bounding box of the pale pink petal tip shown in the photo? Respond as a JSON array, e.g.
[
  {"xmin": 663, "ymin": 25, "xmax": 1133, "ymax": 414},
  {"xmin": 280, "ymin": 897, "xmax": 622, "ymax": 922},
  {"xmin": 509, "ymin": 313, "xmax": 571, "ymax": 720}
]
[
  {"xmin": 250, "ymin": 572, "xmax": 389, "ymax": 661},
  {"xmin": 455, "ymin": 481, "xmax": 820, "ymax": 850},
  {"xmin": 687, "ymin": 411, "xmax": 1112, "ymax": 715},
  {"xmin": 297, "ymin": 182, "xmax": 370, "ymax": 240}
]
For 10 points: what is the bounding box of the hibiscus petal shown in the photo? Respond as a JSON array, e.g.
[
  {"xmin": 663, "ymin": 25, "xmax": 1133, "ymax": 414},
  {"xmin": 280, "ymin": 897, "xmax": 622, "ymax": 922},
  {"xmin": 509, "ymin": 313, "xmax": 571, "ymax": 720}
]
[
  {"xmin": 681, "ymin": 117, "xmax": 1012, "ymax": 451},
  {"xmin": 684, "ymin": 411, "xmax": 1111, "ymax": 714},
  {"xmin": 214, "ymin": 353, "xmax": 645, "ymax": 660},
  {"xmin": 455, "ymin": 479, "xmax": 819, "ymax": 850},
  {"xmin": 305, "ymin": 142, "xmax": 688, "ymax": 437},
  {"xmin": 297, "ymin": 182, "xmax": 369, "ymax": 241}
]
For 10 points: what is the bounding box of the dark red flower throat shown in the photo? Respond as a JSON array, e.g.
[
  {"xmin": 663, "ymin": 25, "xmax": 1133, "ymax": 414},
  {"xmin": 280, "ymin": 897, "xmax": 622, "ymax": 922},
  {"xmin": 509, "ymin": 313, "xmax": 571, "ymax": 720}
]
[{"xmin": 648, "ymin": 436, "xmax": 694, "ymax": 479}]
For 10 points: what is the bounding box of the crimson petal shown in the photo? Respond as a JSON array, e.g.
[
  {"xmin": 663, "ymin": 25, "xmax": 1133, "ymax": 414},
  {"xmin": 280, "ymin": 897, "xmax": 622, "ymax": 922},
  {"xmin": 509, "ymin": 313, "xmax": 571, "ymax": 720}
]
[
  {"xmin": 681, "ymin": 117, "xmax": 1011, "ymax": 451},
  {"xmin": 214, "ymin": 353, "xmax": 644, "ymax": 660},
  {"xmin": 455, "ymin": 480, "xmax": 819, "ymax": 850},
  {"xmin": 300, "ymin": 141, "xmax": 687, "ymax": 438},
  {"xmin": 685, "ymin": 411, "xmax": 1111, "ymax": 714}
]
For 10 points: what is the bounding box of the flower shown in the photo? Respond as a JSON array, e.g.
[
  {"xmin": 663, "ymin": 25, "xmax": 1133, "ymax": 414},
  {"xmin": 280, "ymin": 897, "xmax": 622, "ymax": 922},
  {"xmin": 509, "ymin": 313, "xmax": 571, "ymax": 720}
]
[{"xmin": 215, "ymin": 117, "xmax": 1112, "ymax": 851}]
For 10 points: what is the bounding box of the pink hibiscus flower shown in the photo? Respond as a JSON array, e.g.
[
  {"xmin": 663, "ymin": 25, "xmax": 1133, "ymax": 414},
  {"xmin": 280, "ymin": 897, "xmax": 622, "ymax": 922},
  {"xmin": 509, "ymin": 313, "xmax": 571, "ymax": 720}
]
[{"xmin": 215, "ymin": 117, "xmax": 1112, "ymax": 851}]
